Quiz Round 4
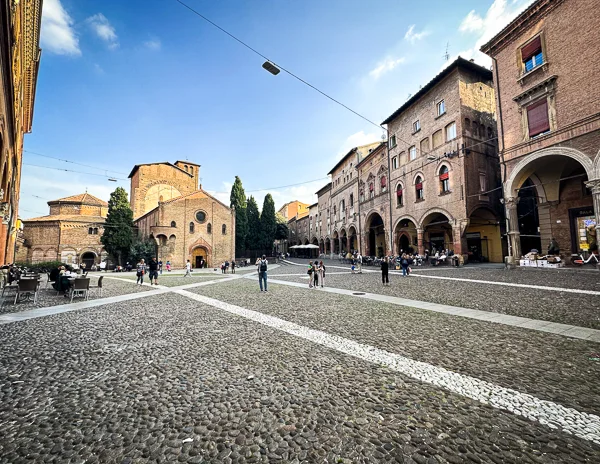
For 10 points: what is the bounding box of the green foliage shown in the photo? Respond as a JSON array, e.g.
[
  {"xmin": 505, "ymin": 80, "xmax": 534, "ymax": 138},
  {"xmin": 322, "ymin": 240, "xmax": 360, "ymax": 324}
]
[
  {"xmin": 15, "ymin": 261, "xmax": 70, "ymax": 271},
  {"xmin": 230, "ymin": 176, "xmax": 248, "ymax": 257},
  {"xmin": 260, "ymin": 194, "xmax": 277, "ymax": 251},
  {"xmin": 246, "ymin": 195, "xmax": 261, "ymax": 251},
  {"xmin": 275, "ymin": 221, "xmax": 289, "ymax": 241},
  {"xmin": 129, "ymin": 235, "xmax": 157, "ymax": 264},
  {"xmin": 101, "ymin": 187, "xmax": 134, "ymax": 265}
]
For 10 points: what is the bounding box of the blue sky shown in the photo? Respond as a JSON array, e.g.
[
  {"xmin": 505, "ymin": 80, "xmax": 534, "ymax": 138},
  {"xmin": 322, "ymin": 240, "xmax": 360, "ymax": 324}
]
[{"xmin": 20, "ymin": 0, "xmax": 533, "ymax": 218}]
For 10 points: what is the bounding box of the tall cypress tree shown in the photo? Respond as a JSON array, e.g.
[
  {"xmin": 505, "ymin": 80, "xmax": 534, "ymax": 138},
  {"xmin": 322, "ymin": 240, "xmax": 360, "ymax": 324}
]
[
  {"xmin": 260, "ymin": 194, "xmax": 277, "ymax": 253},
  {"xmin": 101, "ymin": 187, "xmax": 134, "ymax": 266},
  {"xmin": 246, "ymin": 196, "xmax": 261, "ymax": 251},
  {"xmin": 230, "ymin": 176, "xmax": 248, "ymax": 256}
]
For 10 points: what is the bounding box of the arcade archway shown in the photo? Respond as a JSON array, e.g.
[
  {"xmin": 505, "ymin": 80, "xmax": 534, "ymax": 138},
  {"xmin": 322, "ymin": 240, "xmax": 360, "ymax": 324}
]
[{"xmin": 365, "ymin": 213, "xmax": 385, "ymax": 257}]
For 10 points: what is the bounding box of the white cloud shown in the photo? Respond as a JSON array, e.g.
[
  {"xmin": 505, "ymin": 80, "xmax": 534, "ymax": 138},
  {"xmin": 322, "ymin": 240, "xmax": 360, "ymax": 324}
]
[
  {"xmin": 87, "ymin": 13, "xmax": 119, "ymax": 50},
  {"xmin": 369, "ymin": 57, "xmax": 405, "ymax": 80},
  {"xmin": 458, "ymin": 0, "xmax": 536, "ymax": 66},
  {"xmin": 93, "ymin": 63, "xmax": 105, "ymax": 74},
  {"xmin": 337, "ymin": 130, "xmax": 382, "ymax": 158},
  {"xmin": 40, "ymin": 0, "xmax": 81, "ymax": 56},
  {"xmin": 404, "ymin": 25, "xmax": 429, "ymax": 44},
  {"xmin": 143, "ymin": 38, "xmax": 162, "ymax": 51}
]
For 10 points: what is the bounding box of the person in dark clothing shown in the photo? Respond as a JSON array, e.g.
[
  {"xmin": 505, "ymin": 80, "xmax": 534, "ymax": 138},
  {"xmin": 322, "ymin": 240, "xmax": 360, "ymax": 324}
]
[
  {"xmin": 381, "ymin": 256, "xmax": 390, "ymax": 286},
  {"xmin": 148, "ymin": 257, "xmax": 159, "ymax": 285},
  {"xmin": 231, "ymin": 259, "xmax": 236, "ymax": 274},
  {"xmin": 400, "ymin": 253, "xmax": 411, "ymax": 277}
]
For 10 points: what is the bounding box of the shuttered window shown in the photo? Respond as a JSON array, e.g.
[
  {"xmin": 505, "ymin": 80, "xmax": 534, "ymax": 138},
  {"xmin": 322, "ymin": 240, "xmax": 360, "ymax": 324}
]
[
  {"xmin": 527, "ymin": 99, "xmax": 550, "ymax": 137},
  {"xmin": 396, "ymin": 185, "xmax": 403, "ymax": 207},
  {"xmin": 415, "ymin": 177, "xmax": 424, "ymax": 200},
  {"xmin": 521, "ymin": 36, "xmax": 544, "ymax": 73}
]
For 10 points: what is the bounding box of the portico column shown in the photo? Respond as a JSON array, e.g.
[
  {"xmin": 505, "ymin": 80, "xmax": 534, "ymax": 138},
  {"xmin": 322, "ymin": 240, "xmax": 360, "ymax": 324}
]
[
  {"xmin": 585, "ymin": 179, "xmax": 600, "ymax": 232},
  {"xmin": 505, "ymin": 197, "xmax": 521, "ymax": 263},
  {"xmin": 417, "ymin": 229, "xmax": 424, "ymax": 255}
]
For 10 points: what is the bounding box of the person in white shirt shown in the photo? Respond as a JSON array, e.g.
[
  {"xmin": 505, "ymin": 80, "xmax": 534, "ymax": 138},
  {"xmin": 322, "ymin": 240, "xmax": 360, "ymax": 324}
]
[
  {"xmin": 184, "ymin": 260, "xmax": 192, "ymax": 277},
  {"xmin": 357, "ymin": 254, "xmax": 363, "ymax": 274}
]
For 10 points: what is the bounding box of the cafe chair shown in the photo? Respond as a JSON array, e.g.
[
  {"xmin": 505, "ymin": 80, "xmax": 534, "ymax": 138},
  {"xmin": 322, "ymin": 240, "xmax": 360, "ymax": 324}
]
[
  {"xmin": 88, "ymin": 275, "xmax": 103, "ymax": 298},
  {"xmin": 70, "ymin": 278, "xmax": 90, "ymax": 302},
  {"xmin": 14, "ymin": 278, "xmax": 39, "ymax": 304}
]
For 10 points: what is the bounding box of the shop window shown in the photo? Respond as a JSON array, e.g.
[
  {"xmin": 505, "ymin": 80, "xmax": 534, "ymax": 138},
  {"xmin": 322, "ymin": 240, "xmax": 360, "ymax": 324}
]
[
  {"xmin": 432, "ymin": 130, "xmax": 443, "ymax": 148},
  {"xmin": 439, "ymin": 166, "xmax": 450, "ymax": 193},
  {"xmin": 380, "ymin": 176, "xmax": 387, "ymax": 193},
  {"xmin": 415, "ymin": 176, "xmax": 424, "ymax": 200},
  {"xmin": 189, "ymin": 222, "xmax": 194, "ymax": 233},
  {"xmin": 527, "ymin": 99, "xmax": 550, "ymax": 137},
  {"xmin": 409, "ymin": 146, "xmax": 417, "ymax": 161},
  {"xmin": 521, "ymin": 35, "xmax": 544, "ymax": 74},
  {"xmin": 445, "ymin": 122, "xmax": 457, "ymax": 141},
  {"xmin": 396, "ymin": 184, "xmax": 403, "ymax": 207}
]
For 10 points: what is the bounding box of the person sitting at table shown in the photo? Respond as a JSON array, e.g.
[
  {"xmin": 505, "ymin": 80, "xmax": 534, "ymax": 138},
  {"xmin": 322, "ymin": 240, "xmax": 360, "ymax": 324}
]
[{"xmin": 49, "ymin": 266, "xmax": 61, "ymax": 284}]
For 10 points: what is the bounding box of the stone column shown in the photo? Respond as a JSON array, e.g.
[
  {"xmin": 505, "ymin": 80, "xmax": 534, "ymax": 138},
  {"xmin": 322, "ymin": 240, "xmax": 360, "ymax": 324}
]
[
  {"xmin": 505, "ymin": 197, "xmax": 521, "ymax": 263},
  {"xmin": 585, "ymin": 179, "xmax": 600, "ymax": 231},
  {"xmin": 417, "ymin": 229, "xmax": 424, "ymax": 255}
]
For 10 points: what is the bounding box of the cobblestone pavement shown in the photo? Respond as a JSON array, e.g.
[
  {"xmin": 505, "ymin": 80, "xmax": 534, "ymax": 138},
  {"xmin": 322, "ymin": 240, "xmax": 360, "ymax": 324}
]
[
  {"xmin": 1, "ymin": 292, "xmax": 599, "ymax": 463},
  {"xmin": 269, "ymin": 263, "xmax": 600, "ymax": 329},
  {"xmin": 0, "ymin": 276, "xmax": 151, "ymax": 315},
  {"xmin": 112, "ymin": 273, "xmax": 231, "ymax": 288}
]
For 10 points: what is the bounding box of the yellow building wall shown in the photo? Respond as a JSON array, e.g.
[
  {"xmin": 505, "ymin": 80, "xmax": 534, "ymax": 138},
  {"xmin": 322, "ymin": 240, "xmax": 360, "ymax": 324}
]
[{"xmin": 465, "ymin": 224, "xmax": 503, "ymax": 263}]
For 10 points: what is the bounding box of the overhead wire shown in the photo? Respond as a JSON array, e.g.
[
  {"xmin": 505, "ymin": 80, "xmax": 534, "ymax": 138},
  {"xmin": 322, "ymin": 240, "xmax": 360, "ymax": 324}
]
[{"xmin": 24, "ymin": 150, "xmax": 128, "ymax": 175}]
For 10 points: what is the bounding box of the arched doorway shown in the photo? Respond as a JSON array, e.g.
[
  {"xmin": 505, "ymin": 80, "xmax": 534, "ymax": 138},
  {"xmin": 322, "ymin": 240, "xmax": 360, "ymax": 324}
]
[
  {"xmin": 311, "ymin": 237, "xmax": 319, "ymax": 259},
  {"xmin": 332, "ymin": 231, "xmax": 339, "ymax": 254},
  {"xmin": 394, "ymin": 217, "xmax": 418, "ymax": 254},
  {"xmin": 192, "ymin": 247, "xmax": 209, "ymax": 268},
  {"xmin": 422, "ymin": 212, "xmax": 453, "ymax": 254},
  {"xmin": 348, "ymin": 226, "xmax": 358, "ymax": 252},
  {"xmin": 366, "ymin": 213, "xmax": 385, "ymax": 257},
  {"xmin": 506, "ymin": 150, "xmax": 595, "ymax": 258},
  {"xmin": 340, "ymin": 229, "xmax": 347, "ymax": 254},
  {"xmin": 325, "ymin": 238, "xmax": 331, "ymax": 255},
  {"xmin": 81, "ymin": 252, "xmax": 96, "ymax": 269}
]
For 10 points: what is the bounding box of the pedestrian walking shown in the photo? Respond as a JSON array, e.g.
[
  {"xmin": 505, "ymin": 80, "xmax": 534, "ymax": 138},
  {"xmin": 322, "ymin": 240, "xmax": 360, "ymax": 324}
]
[
  {"xmin": 258, "ymin": 255, "xmax": 268, "ymax": 292},
  {"xmin": 158, "ymin": 260, "xmax": 163, "ymax": 275},
  {"xmin": 184, "ymin": 260, "xmax": 192, "ymax": 277},
  {"xmin": 381, "ymin": 256, "xmax": 390, "ymax": 285},
  {"xmin": 313, "ymin": 261, "xmax": 319, "ymax": 287},
  {"xmin": 307, "ymin": 261, "xmax": 314, "ymax": 288},
  {"xmin": 357, "ymin": 253, "xmax": 363, "ymax": 273},
  {"xmin": 231, "ymin": 259, "xmax": 236, "ymax": 274},
  {"xmin": 149, "ymin": 257, "xmax": 159, "ymax": 285},
  {"xmin": 166, "ymin": 261, "xmax": 171, "ymax": 272},
  {"xmin": 319, "ymin": 260, "xmax": 325, "ymax": 288},
  {"xmin": 400, "ymin": 253, "xmax": 410, "ymax": 277},
  {"xmin": 136, "ymin": 259, "xmax": 147, "ymax": 285},
  {"xmin": 225, "ymin": 260, "xmax": 230, "ymax": 273}
]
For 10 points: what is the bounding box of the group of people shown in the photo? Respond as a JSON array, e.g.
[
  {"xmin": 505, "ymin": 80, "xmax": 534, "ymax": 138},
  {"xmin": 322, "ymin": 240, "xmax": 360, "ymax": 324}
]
[
  {"xmin": 220, "ymin": 260, "xmax": 236, "ymax": 274},
  {"xmin": 135, "ymin": 258, "xmax": 160, "ymax": 285},
  {"xmin": 307, "ymin": 261, "xmax": 326, "ymax": 288}
]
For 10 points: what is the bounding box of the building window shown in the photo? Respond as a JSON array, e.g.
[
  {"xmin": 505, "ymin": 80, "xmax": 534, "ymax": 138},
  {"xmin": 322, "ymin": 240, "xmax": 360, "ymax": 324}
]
[
  {"xmin": 420, "ymin": 138, "xmax": 429, "ymax": 155},
  {"xmin": 439, "ymin": 166, "xmax": 450, "ymax": 193},
  {"xmin": 222, "ymin": 224, "xmax": 227, "ymax": 235},
  {"xmin": 413, "ymin": 120, "xmax": 420, "ymax": 133},
  {"xmin": 432, "ymin": 130, "xmax": 443, "ymax": 148},
  {"xmin": 392, "ymin": 157, "xmax": 398, "ymax": 169},
  {"xmin": 409, "ymin": 146, "xmax": 417, "ymax": 161},
  {"xmin": 415, "ymin": 176, "xmax": 424, "ymax": 200},
  {"xmin": 170, "ymin": 221, "xmax": 177, "ymax": 228},
  {"xmin": 445, "ymin": 122, "xmax": 457, "ymax": 141},
  {"xmin": 479, "ymin": 172, "xmax": 487, "ymax": 193},
  {"xmin": 437, "ymin": 100, "xmax": 445, "ymax": 116},
  {"xmin": 195, "ymin": 211, "xmax": 207, "ymax": 223},
  {"xmin": 527, "ymin": 99, "xmax": 550, "ymax": 137},
  {"xmin": 369, "ymin": 182, "xmax": 374, "ymax": 199},
  {"xmin": 380, "ymin": 176, "xmax": 387, "ymax": 193},
  {"xmin": 189, "ymin": 222, "xmax": 194, "ymax": 233},
  {"xmin": 207, "ymin": 223, "xmax": 212, "ymax": 234},
  {"xmin": 360, "ymin": 189, "xmax": 365, "ymax": 202},
  {"xmin": 389, "ymin": 135, "xmax": 397, "ymax": 149},
  {"xmin": 396, "ymin": 184, "xmax": 403, "ymax": 207},
  {"xmin": 521, "ymin": 35, "xmax": 544, "ymax": 74},
  {"xmin": 349, "ymin": 194, "xmax": 354, "ymax": 207},
  {"xmin": 88, "ymin": 227, "xmax": 98, "ymax": 235}
]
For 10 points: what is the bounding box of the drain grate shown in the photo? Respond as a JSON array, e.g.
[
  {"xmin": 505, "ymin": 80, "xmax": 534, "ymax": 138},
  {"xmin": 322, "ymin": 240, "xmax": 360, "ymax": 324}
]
[{"xmin": 352, "ymin": 292, "xmax": 366, "ymax": 295}]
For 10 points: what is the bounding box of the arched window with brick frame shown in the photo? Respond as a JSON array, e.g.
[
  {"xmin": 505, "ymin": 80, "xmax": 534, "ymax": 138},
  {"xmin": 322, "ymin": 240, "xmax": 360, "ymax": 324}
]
[
  {"xmin": 439, "ymin": 165, "xmax": 450, "ymax": 193},
  {"xmin": 396, "ymin": 183, "xmax": 404, "ymax": 207},
  {"xmin": 415, "ymin": 176, "xmax": 424, "ymax": 200}
]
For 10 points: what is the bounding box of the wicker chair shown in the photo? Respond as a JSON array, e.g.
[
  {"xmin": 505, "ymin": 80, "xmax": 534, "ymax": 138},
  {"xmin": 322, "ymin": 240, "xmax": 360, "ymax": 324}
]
[
  {"xmin": 14, "ymin": 278, "xmax": 39, "ymax": 304},
  {"xmin": 70, "ymin": 278, "xmax": 90, "ymax": 302}
]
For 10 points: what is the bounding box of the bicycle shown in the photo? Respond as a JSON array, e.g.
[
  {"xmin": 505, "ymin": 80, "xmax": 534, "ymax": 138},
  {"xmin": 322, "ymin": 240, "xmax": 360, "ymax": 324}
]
[{"xmin": 570, "ymin": 252, "xmax": 599, "ymax": 266}]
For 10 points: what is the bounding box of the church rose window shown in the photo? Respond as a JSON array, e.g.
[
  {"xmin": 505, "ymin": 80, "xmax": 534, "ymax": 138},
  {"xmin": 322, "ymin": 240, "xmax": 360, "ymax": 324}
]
[{"xmin": 195, "ymin": 211, "xmax": 207, "ymax": 223}]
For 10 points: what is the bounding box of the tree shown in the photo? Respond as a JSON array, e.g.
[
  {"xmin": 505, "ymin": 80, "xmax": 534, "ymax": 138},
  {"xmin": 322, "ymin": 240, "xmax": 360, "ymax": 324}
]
[
  {"xmin": 230, "ymin": 176, "xmax": 248, "ymax": 256},
  {"xmin": 246, "ymin": 196, "xmax": 261, "ymax": 251},
  {"xmin": 129, "ymin": 234, "xmax": 157, "ymax": 264},
  {"xmin": 260, "ymin": 194, "xmax": 277, "ymax": 252},
  {"xmin": 101, "ymin": 187, "xmax": 134, "ymax": 266},
  {"xmin": 275, "ymin": 213, "xmax": 289, "ymax": 240}
]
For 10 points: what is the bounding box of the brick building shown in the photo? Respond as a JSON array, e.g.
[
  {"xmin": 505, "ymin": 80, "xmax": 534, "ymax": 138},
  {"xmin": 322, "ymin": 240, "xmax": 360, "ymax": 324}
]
[
  {"xmin": 277, "ymin": 200, "xmax": 309, "ymax": 221},
  {"xmin": 383, "ymin": 57, "xmax": 504, "ymax": 262},
  {"xmin": 0, "ymin": 0, "xmax": 42, "ymax": 264},
  {"xmin": 18, "ymin": 193, "xmax": 108, "ymax": 267},
  {"xmin": 131, "ymin": 161, "xmax": 235, "ymax": 268},
  {"xmin": 481, "ymin": 0, "xmax": 600, "ymax": 262}
]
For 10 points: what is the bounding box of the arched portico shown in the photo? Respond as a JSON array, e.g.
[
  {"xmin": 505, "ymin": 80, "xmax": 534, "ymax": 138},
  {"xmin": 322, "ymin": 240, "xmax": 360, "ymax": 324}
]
[
  {"xmin": 364, "ymin": 212, "xmax": 386, "ymax": 257},
  {"xmin": 348, "ymin": 225, "xmax": 358, "ymax": 252},
  {"xmin": 421, "ymin": 210, "xmax": 456, "ymax": 255},
  {"xmin": 394, "ymin": 216, "xmax": 419, "ymax": 254}
]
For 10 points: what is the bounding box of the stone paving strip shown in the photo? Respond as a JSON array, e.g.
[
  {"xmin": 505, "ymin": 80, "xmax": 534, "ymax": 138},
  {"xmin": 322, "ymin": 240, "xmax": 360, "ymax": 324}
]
[
  {"xmin": 176, "ymin": 289, "xmax": 600, "ymax": 446},
  {"xmin": 263, "ymin": 276, "xmax": 600, "ymax": 343},
  {"xmin": 2, "ymin": 294, "xmax": 597, "ymax": 462},
  {"xmin": 270, "ymin": 270, "xmax": 600, "ymax": 330},
  {"xmin": 194, "ymin": 279, "xmax": 600, "ymax": 415}
]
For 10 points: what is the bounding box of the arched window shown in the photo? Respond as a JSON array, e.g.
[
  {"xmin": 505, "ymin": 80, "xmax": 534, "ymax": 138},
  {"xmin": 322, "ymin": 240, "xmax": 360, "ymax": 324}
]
[
  {"xmin": 189, "ymin": 222, "xmax": 194, "ymax": 233},
  {"xmin": 464, "ymin": 118, "xmax": 471, "ymax": 135},
  {"xmin": 349, "ymin": 193, "xmax": 354, "ymax": 207},
  {"xmin": 88, "ymin": 227, "xmax": 93, "ymax": 235},
  {"xmin": 360, "ymin": 189, "xmax": 365, "ymax": 202},
  {"xmin": 369, "ymin": 182, "xmax": 374, "ymax": 199},
  {"xmin": 207, "ymin": 223, "xmax": 212, "ymax": 234},
  {"xmin": 439, "ymin": 166, "xmax": 450, "ymax": 193},
  {"xmin": 396, "ymin": 184, "xmax": 403, "ymax": 207},
  {"xmin": 184, "ymin": 165, "xmax": 188, "ymax": 172},
  {"xmin": 333, "ymin": 205, "xmax": 337, "ymax": 219},
  {"xmin": 222, "ymin": 224, "xmax": 227, "ymax": 234},
  {"xmin": 415, "ymin": 176, "xmax": 424, "ymax": 200},
  {"xmin": 380, "ymin": 176, "xmax": 387, "ymax": 193},
  {"xmin": 93, "ymin": 227, "xmax": 98, "ymax": 235},
  {"xmin": 487, "ymin": 127, "xmax": 493, "ymax": 140},
  {"xmin": 171, "ymin": 221, "xmax": 176, "ymax": 228}
]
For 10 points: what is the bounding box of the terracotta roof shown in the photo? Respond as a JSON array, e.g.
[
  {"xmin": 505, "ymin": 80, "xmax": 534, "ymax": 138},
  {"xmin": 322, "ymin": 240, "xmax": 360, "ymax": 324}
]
[
  {"xmin": 48, "ymin": 193, "xmax": 108, "ymax": 207},
  {"xmin": 23, "ymin": 215, "xmax": 106, "ymax": 223}
]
